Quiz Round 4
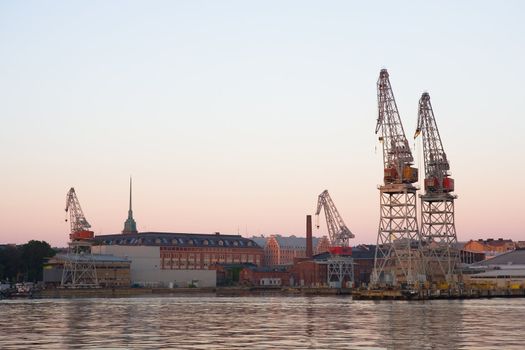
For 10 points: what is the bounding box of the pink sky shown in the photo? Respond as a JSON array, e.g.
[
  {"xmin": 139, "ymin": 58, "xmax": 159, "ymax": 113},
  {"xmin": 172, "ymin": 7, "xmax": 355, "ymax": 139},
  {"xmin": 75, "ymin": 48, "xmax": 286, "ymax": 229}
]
[{"xmin": 1, "ymin": 2, "xmax": 524, "ymax": 247}]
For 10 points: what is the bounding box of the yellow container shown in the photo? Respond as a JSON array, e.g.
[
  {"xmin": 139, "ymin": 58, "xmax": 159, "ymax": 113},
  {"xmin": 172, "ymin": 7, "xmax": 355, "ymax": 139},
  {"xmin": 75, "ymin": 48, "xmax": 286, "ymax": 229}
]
[
  {"xmin": 403, "ymin": 166, "xmax": 418, "ymax": 183},
  {"xmin": 509, "ymin": 283, "xmax": 521, "ymax": 290}
]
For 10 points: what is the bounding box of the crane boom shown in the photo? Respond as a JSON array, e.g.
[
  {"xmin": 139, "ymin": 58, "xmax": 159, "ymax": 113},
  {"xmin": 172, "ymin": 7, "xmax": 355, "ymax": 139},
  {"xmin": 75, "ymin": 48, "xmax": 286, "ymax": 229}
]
[
  {"xmin": 415, "ymin": 92, "xmax": 453, "ymax": 193},
  {"xmin": 315, "ymin": 190, "xmax": 354, "ymax": 247},
  {"xmin": 376, "ymin": 69, "xmax": 417, "ymax": 184},
  {"xmin": 65, "ymin": 187, "xmax": 94, "ymax": 240}
]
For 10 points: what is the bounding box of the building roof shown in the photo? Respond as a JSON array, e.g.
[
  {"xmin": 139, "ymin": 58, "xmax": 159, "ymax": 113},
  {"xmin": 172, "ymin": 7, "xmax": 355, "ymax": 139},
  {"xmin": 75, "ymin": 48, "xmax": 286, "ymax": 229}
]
[
  {"xmin": 250, "ymin": 236, "xmax": 267, "ymax": 248},
  {"xmin": 93, "ymin": 232, "xmax": 262, "ymax": 249},
  {"xmin": 270, "ymin": 235, "xmax": 322, "ymax": 249},
  {"xmin": 470, "ymin": 269, "xmax": 525, "ymax": 278},
  {"xmin": 471, "ymin": 249, "xmax": 525, "ymax": 267}
]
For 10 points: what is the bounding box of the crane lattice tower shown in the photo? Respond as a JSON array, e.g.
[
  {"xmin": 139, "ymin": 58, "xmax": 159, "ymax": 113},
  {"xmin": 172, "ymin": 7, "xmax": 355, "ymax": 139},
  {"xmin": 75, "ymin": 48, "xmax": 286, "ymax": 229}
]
[
  {"xmin": 415, "ymin": 92, "xmax": 460, "ymax": 285},
  {"xmin": 372, "ymin": 69, "xmax": 424, "ymax": 287}
]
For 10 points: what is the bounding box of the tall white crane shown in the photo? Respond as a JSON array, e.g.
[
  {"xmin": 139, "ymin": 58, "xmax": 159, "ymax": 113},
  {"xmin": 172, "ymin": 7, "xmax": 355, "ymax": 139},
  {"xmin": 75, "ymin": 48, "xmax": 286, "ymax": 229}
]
[
  {"xmin": 415, "ymin": 92, "xmax": 459, "ymax": 285},
  {"xmin": 372, "ymin": 69, "xmax": 423, "ymax": 288}
]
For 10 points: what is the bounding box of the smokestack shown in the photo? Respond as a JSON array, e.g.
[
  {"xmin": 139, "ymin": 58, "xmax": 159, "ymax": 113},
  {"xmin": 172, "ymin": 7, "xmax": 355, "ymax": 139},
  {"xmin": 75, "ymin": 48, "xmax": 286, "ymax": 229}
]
[{"xmin": 306, "ymin": 215, "xmax": 313, "ymax": 258}]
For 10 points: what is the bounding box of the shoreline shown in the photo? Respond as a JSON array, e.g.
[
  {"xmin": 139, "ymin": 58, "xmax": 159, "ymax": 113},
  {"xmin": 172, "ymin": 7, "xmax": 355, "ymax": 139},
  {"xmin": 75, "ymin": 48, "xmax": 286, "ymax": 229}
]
[{"xmin": 4, "ymin": 286, "xmax": 524, "ymax": 300}]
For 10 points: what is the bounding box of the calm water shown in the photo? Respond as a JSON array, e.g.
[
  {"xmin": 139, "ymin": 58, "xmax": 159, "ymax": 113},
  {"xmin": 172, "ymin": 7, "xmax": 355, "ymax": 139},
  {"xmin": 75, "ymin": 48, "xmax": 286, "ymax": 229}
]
[{"xmin": 0, "ymin": 295, "xmax": 523, "ymax": 349}]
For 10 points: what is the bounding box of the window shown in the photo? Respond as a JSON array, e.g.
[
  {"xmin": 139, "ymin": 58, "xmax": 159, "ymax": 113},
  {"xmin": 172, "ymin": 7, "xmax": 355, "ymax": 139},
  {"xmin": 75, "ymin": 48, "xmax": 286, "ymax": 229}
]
[
  {"xmin": 203, "ymin": 240, "xmax": 209, "ymax": 246},
  {"xmin": 219, "ymin": 240, "xmax": 224, "ymax": 246}
]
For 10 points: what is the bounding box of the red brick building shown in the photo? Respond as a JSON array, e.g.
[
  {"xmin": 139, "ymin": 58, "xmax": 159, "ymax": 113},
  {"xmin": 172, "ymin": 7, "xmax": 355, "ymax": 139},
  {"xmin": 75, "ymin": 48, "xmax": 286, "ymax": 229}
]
[
  {"xmin": 289, "ymin": 259, "xmax": 327, "ymax": 287},
  {"xmin": 252, "ymin": 235, "xmax": 331, "ymax": 266},
  {"xmin": 240, "ymin": 266, "xmax": 291, "ymax": 286},
  {"xmin": 95, "ymin": 232, "xmax": 264, "ymax": 271},
  {"xmin": 463, "ymin": 238, "xmax": 515, "ymax": 259}
]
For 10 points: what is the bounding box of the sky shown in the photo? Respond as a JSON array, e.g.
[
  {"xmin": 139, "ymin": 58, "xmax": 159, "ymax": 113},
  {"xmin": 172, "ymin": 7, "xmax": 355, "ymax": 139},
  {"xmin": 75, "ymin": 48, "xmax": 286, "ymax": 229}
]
[{"xmin": 1, "ymin": 1, "xmax": 524, "ymax": 247}]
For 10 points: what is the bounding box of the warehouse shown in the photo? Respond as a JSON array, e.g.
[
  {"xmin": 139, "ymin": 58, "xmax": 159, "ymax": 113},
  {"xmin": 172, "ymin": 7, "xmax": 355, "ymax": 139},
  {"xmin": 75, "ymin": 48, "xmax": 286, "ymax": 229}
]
[
  {"xmin": 43, "ymin": 254, "xmax": 131, "ymax": 288},
  {"xmin": 91, "ymin": 232, "xmax": 264, "ymax": 287}
]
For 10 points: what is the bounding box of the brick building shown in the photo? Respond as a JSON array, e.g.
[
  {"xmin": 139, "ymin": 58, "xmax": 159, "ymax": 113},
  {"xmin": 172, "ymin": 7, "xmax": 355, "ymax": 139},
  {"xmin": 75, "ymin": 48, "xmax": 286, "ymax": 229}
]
[
  {"xmin": 463, "ymin": 238, "xmax": 515, "ymax": 259},
  {"xmin": 240, "ymin": 266, "xmax": 291, "ymax": 286},
  {"xmin": 351, "ymin": 245, "xmax": 377, "ymax": 286},
  {"xmin": 92, "ymin": 232, "xmax": 264, "ymax": 287},
  {"xmin": 252, "ymin": 235, "xmax": 330, "ymax": 266},
  {"xmin": 289, "ymin": 259, "xmax": 328, "ymax": 287}
]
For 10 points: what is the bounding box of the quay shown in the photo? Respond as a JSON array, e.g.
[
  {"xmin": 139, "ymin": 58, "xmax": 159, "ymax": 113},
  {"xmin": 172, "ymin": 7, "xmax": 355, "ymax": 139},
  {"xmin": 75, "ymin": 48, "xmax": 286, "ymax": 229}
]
[
  {"xmin": 11, "ymin": 286, "xmax": 525, "ymax": 300},
  {"xmin": 352, "ymin": 287, "xmax": 525, "ymax": 300}
]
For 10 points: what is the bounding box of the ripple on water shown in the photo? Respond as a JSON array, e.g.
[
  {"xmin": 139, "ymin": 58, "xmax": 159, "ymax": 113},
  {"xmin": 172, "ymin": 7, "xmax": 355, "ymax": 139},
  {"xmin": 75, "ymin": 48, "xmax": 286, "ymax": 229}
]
[{"xmin": 1, "ymin": 297, "xmax": 524, "ymax": 349}]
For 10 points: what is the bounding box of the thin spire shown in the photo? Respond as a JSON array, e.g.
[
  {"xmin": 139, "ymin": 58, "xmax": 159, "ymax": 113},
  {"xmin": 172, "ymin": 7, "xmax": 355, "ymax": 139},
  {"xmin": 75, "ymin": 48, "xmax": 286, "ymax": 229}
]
[
  {"xmin": 122, "ymin": 176, "xmax": 138, "ymax": 234},
  {"xmin": 129, "ymin": 176, "xmax": 132, "ymax": 212}
]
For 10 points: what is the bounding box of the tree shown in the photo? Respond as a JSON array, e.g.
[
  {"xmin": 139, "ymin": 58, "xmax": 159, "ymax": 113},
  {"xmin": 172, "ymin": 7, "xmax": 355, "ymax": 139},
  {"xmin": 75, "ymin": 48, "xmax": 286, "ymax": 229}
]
[
  {"xmin": 0, "ymin": 245, "xmax": 22, "ymax": 282},
  {"xmin": 21, "ymin": 240, "xmax": 56, "ymax": 282},
  {"xmin": 0, "ymin": 240, "xmax": 56, "ymax": 282}
]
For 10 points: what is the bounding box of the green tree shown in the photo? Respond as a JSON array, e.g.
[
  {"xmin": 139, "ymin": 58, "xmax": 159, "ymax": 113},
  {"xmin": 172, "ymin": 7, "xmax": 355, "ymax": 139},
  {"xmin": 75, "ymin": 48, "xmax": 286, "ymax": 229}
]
[
  {"xmin": 0, "ymin": 245, "xmax": 22, "ymax": 282},
  {"xmin": 20, "ymin": 240, "xmax": 56, "ymax": 282}
]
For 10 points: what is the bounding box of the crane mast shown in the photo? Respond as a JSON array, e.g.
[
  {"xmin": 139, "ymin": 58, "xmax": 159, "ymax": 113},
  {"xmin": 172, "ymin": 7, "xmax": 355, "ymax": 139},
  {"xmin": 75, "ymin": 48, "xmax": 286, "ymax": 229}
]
[
  {"xmin": 61, "ymin": 187, "xmax": 98, "ymax": 288},
  {"xmin": 315, "ymin": 190, "xmax": 354, "ymax": 248},
  {"xmin": 372, "ymin": 69, "xmax": 423, "ymax": 288},
  {"xmin": 415, "ymin": 92, "xmax": 459, "ymax": 285}
]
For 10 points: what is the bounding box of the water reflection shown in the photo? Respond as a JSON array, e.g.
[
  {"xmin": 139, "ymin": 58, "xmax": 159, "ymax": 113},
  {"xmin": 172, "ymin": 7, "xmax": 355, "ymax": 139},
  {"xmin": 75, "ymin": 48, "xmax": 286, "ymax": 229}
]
[{"xmin": 0, "ymin": 296, "xmax": 524, "ymax": 349}]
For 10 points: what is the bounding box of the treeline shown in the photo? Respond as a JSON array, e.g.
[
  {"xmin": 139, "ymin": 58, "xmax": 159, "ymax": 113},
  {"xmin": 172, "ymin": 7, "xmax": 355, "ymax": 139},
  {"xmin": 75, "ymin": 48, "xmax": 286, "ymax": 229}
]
[{"xmin": 0, "ymin": 240, "xmax": 56, "ymax": 282}]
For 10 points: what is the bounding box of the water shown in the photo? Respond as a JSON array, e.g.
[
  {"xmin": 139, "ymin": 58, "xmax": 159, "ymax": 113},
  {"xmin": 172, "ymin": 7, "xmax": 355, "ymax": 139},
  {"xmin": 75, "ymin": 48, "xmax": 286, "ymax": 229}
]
[{"xmin": 0, "ymin": 295, "xmax": 523, "ymax": 349}]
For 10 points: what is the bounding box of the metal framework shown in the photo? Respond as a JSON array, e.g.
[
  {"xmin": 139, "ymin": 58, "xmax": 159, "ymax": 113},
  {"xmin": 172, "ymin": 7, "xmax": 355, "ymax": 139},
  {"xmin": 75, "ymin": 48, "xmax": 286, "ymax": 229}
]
[
  {"xmin": 315, "ymin": 190, "xmax": 354, "ymax": 287},
  {"xmin": 61, "ymin": 188, "xmax": 99, "ymax": 288},
  {"xmin": 327, "ymin": 256, "xmax": 354, "ymax": 288},
  {"xmin": 372, "ymin": 69, "xmax": 424, "ymax": 287},
  {"xmin": 65, "ymin": 187, "xmax": 92, "ymax": 235},
  {"xmin": 315, "ymin": 190, "xmax": 354, "ymax": 246},
  {"xmin": 415, "ymin": 92, "xmax": 460, "ymax": 284}
]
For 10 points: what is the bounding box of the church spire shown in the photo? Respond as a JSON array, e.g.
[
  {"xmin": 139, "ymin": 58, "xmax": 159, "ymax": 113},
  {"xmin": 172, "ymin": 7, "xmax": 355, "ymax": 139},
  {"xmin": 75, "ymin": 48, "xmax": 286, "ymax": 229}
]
[{"xmin": 122, "ymin": 177, "xmax": 138, "ymax": 234}]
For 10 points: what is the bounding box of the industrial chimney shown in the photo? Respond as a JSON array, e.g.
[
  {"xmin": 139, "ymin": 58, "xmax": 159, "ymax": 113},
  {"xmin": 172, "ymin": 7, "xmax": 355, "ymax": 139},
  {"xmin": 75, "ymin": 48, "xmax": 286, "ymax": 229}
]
[{"xmin": 306, "ymin": 215, "xmax": 313, "ymax": 258}]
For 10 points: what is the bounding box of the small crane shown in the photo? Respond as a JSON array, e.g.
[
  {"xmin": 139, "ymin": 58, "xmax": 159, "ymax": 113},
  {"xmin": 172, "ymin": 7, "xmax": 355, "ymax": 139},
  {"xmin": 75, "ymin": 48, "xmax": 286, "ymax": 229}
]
[
  {"xmin": 62, "ymin": 187, "xmax": 98, "ymax": 288},
  {"xmin": 315, "ymin": 190, "xmax": 354, "ymax": 253}
]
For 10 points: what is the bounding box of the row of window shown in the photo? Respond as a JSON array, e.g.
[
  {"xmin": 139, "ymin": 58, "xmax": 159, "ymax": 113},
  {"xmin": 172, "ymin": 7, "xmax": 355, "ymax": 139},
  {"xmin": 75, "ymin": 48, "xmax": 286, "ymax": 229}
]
[
  {"xmin": 161, "ymin": 246, "xmax": 259, "ymax": 253},
  {"xmin": 102, "ymin": 237, "xmax": 255, "ymax": 247},
  {"xmin": 161, "ymin": 253, "xmax": 261, "ymax": 269}
]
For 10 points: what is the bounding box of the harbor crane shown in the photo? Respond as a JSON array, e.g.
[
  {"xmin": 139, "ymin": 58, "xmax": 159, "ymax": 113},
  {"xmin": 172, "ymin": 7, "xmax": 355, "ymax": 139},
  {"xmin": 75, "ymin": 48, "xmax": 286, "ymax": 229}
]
[
  {"xmin": 315, "ymin": 190, "xmax": 354, "ymax": 287},
  {"xmin": 415, "ymin": 92, "xmax": 460, "ymax": 285},
  {"xmin": 315, "ymin": 190, "xmax": 354, "ymax": 249},
  {"xmin": 65, "ymin": 187, "xmax": 94, "ymax": 240},
  {"xmin": 61, "ymin": 188, "xmax": 99, "ymax": 288},
  {"xmin": 372, "ymin": 69, "xmax": 423, "ymax": 287}
]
